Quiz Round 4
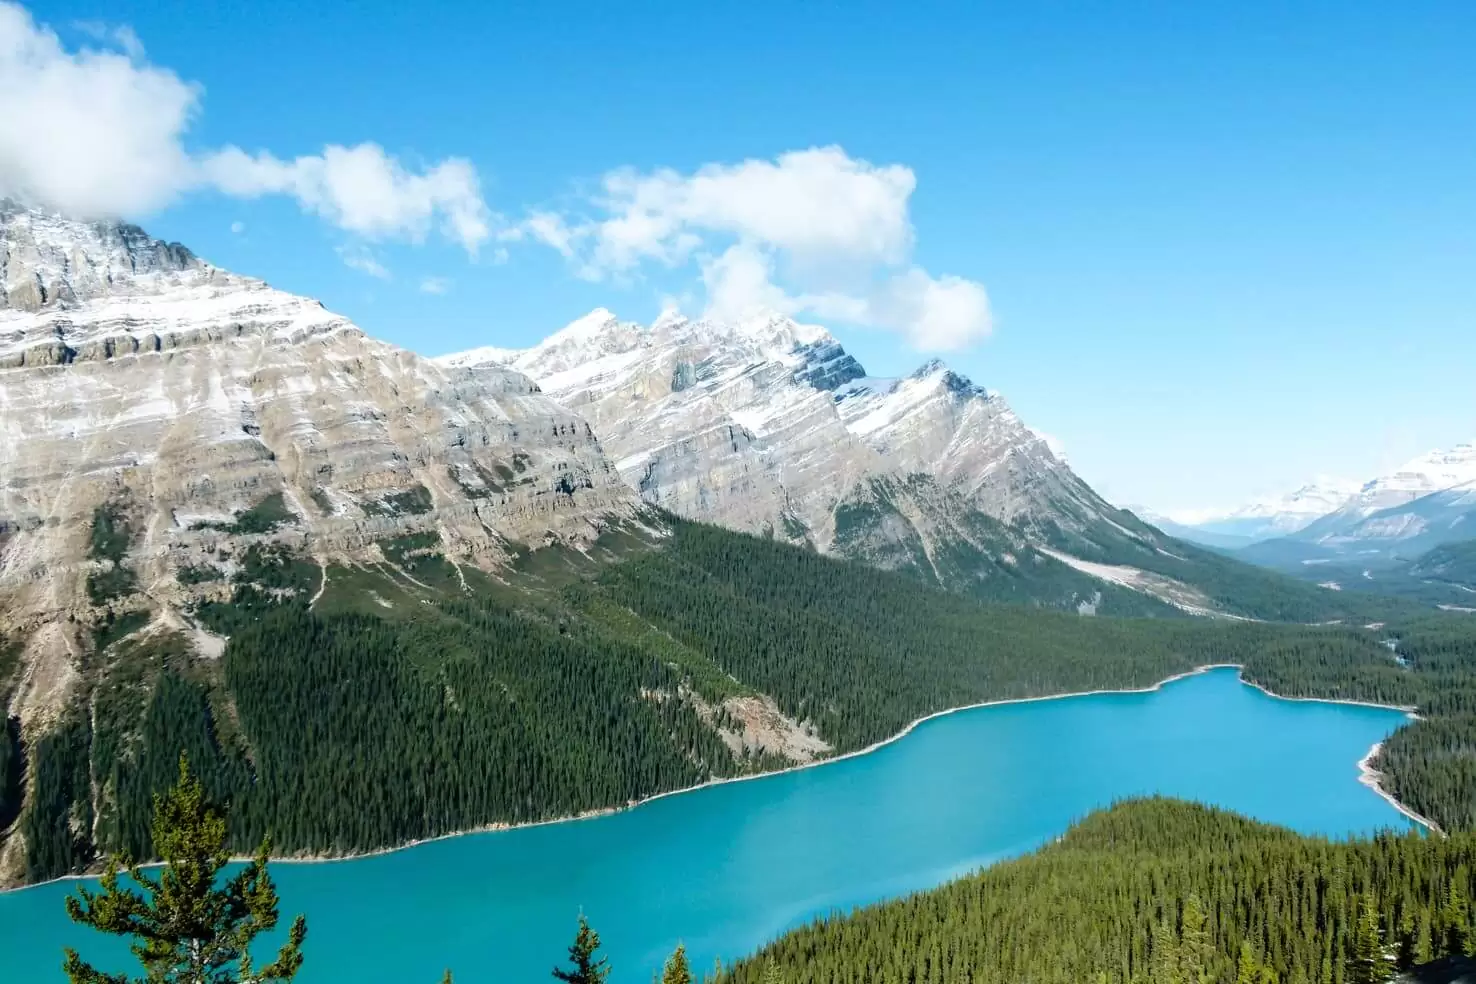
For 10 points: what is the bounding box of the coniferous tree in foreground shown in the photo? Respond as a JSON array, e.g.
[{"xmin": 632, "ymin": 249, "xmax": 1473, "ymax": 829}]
[
  {"xmin": 62, "ymin": 756, "xmax": 307, "ymax": 984},
  {"xmin": 553, "ymin": 914, "xmax": 610, "ymax": 984},
  {"xmin": 1347, "ymin": 895, "xmax": 1389, "ymax": 984},
  {"xmin": 662, "ymin": 944, "xmax": 692, "ymax": 984}
]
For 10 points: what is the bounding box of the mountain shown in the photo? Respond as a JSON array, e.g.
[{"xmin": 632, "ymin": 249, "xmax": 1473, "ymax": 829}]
[
  {"xmin": 1159, "ymin": 478, "xmax": 1360, "ymax": 545},
  {"xmin": 0, "ymin": 201, "xmax": 637, "ymax": 768},
  {"xmin": 1410, "ymin": 537, "xmax": 1476, "ymax": 588},
  {"xmin": 0, "ymin": 203, "xmax": 635, "ymax": 616},
  {"xmin": 1291, "ymin": 444, "xmax": 1476, "ymax": 543},
  {"xmin": 438, "ymin": 310, "xmax": 1219, "ymax": 613},
  {"xmin": 438, "ymin": 310, "xmax": 1396, "ymax": 622},
  {"xmin": 0, "ymin": 205, "xmax": 1421, "ymax": 889},
  {"xmin": 1240, "ymin": 445, "xmax": 1476, "ymax": 571},
  {"xmin": 439, "ymin": 308, "xmax": 1098, "ymax": 536}
]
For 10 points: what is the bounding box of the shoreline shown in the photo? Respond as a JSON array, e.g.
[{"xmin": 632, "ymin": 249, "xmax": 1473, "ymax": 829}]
[
  {"xmin": 1357, "ymin": 741, "xmax": 1443, "ymax": 834},
  {"xmin": 1, "ymin": 662, "xmax": 1430, "ymax": 895}
]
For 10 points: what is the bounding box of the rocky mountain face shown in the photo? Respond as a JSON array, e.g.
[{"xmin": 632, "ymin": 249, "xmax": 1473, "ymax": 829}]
[
  {"xmin": 438, "ymin": 308, "xmax": 1141, "ymax": 581},
  {"xmin": 0, "ymin": 202, "xmax": 635, "ymax": 726}
]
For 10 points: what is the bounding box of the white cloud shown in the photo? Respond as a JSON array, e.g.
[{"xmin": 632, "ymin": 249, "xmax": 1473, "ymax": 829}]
[
  {"xmin": 419, "ymin": 276, "xmax": 450, "ymax": 295},
  {"xmin": 0, "ymin": 2, "xmax": 198, "ymax": 217},
  {"xmin": 229, "ymin": 220, "xmax": 244, "ymax": 234},
  {"xmin": 201, "ymin": 144, "xmax": 491, "ymax": 254},
  {"xmin": 510, "ymin": 210, "xmax": 578, "ymax": 258},
  {"xmin": 0, "ymin": 3, "xmax": 491, "ymax": 255},
  {"xmin": 589, "ymin": 147, "xmax": 914, "ymax": 273},
  {"xmin": 527, "ymin": 146, "xmax": 991, "ymax": 350},
  {"xmin": 699, "ymin": 243, "xmax": 799, "ymax": 323},
  {"xmin": 336, "ymin": 245, "xmax": 390, "ymax": 280}
]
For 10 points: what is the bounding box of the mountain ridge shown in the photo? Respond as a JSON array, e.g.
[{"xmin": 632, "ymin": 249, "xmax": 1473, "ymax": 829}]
[{"xmin": 435, "ymin": 307, "xmax": 1186, "ymax": 606}]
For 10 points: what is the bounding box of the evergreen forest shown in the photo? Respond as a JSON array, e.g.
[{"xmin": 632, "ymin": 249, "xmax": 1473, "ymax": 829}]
[{"xmin": 9, "ymin": 517, "xmax": 1476, "ymax": 887}]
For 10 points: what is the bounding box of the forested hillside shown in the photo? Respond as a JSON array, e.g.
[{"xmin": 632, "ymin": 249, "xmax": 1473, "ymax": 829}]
[
  {"xmin": 723, "ymin": 798, "xmax": 1476, "ymax": 984},
  {"xmin": 10, "ymin": 517, "xmax": 1476, "ymax": 887}
]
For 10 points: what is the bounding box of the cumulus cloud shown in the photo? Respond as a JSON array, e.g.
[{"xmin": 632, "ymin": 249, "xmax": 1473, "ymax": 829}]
[
  {"xmin": 0, "ymin": 3, "xmax": 492, "ymax": 254},
  {"xmin": 201, "ymin": 145, "xmax": 491, "ymax": 254},
  {"xmin": 336, "ymin": 245, "xmax": 391, "ymax": 280},
  {"xmin": 526, "ymin": 147, "xmax": 991, "ymax": 350},
  {"xmin": 0, "ymin": 3, "xmax": 198, "ymax": 217}
]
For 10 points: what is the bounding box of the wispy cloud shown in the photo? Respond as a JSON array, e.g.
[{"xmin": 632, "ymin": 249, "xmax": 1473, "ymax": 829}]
[
  {"xmin": 336, "ymin": 245, "xmax": 391, "ymax": 280},
  {"xmin": 419, "ymin": 276, "xmax": 451, "ymax": 295},
  {"xmin": 0, "ymin": 3, "xmax": 493, "ymax": 255},
  {"xmin": 72, "ymin": 19, "xmax": 144, "ymax": 59}
]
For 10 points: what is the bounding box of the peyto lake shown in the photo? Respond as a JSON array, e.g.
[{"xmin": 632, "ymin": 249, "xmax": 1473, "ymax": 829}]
[{"xmin": 0, "ymin": 668, "xmax": 1417, "ymax": 982}]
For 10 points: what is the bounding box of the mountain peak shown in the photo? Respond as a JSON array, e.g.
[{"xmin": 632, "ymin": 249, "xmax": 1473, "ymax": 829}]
[
  {"xmin": 550, "ymin": 307, "xmax": 622, "ymax": 342},
  {"xmin": 907, "ymin": 358, "xmax": 991, "ymax": 400},
  {"xmin": 1, "ymin": 202, "xmax": 206, "ymax": 313}
]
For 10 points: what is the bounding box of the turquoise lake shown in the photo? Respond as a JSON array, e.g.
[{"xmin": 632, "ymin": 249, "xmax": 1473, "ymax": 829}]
[{"xmin": 0, "ymin": 668, "xmax": 1417, "ymax": 982}]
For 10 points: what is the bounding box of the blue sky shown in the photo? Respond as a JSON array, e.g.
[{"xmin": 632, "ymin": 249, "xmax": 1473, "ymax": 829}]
[{"xmin": 8, "ymin": 1, "xmax": 1476, "ymax": 515}]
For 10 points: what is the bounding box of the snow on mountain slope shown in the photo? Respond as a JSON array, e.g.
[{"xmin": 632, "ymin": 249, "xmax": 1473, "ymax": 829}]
[
  {"xmin": 438, "ymin": 308, "xmax": 1122, "ymax": 557},
  {"xmin": 1165, "ymin": 478, "xmax": 1359, "ymax": 542},
  {"xmin": 0, "ymin": 202, "xmax": 635, "ymax": 654},
  {"xmin": 1292, "ymin": 443, "xmax": 1476, "ymax": 544}
]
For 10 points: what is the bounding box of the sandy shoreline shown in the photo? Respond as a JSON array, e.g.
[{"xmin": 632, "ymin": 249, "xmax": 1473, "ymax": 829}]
[{"xmin": 1, "ymin": 662, "xmax": 1432, "ymax": 895}]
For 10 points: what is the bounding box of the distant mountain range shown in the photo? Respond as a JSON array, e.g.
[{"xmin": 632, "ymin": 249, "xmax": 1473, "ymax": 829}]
[
  {"xmin": 1154, "ymin": 443, "xmax": 1476, "ymax": 603},
  {"xmin": 1160, "ymin": 478, "xmax": 1364, "ymax": 544},
  {"xmin": 1165, "ymin": 446, "xmax": 1476, "ymax": 554}
]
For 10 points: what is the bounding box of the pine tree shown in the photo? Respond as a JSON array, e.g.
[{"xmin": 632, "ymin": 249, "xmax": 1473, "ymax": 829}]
[
  {"xmin": 553, "ymin": 914, "xmax": 610, "ymax": 984},
  {"xmin": 62, "ymin": 755, "xmax": 306, "ymax": 984},
  {"xmin": 1239, "ymin": 941, "xmax": 1263, "ymax": 984},
  {"xmin": 662, "ymin": 944, "xmax": 692, "ymax": 984},
  {"xmin": 759, "ymin": 960, "xmax": 785, "ymax": 984},
  {"xmin": 1347, "ymin": 895, "xmax": 1386, "ymax": 984},
  {"xmin": 1178, "ymin": 896, "xmax": 1215, "ymax": 984},
  {"xmin": 1415, "ymin": 911, "xmax": 1434, "ymax": 966},
  {"xmin": 1441, "ymin": 883, "xmax": 1471, "ymax": 957},
  {"xmin": 1396, "ymin": 909, "xmax": 1417, "ymax": 971},
  {"xmin": 1152, "ymin": 919, "xmax": 1183, "ymax": 984}
]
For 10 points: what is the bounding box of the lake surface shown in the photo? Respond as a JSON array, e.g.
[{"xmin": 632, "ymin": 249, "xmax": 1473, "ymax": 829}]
[{"xmin": 0, "ymin": 668, "xmax": 1416, "ymax": 983}]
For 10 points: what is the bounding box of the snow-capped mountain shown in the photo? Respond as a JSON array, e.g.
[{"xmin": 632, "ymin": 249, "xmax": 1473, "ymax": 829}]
[
  {"xmin": 1164, "ymin": 478, "xmax": 1360, "ymax": 544},
  {"xmin": 0, "ymin": 202, "xmax": 634, "ymax": 633},
  {"xmin": 438, "ymin": 308, "xmax": 1125, "ymax": 555},
  {"xmin": 1293, "ymin": 443, "xmax": 1476, "ymax": 540},
  {"xmin": 433, "ymin": 307, "xmax": 1232, "ymax": 622},
  {"xmin": 1234, "ymin": 442, "xmax": 1476, "ymax": 570}
]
